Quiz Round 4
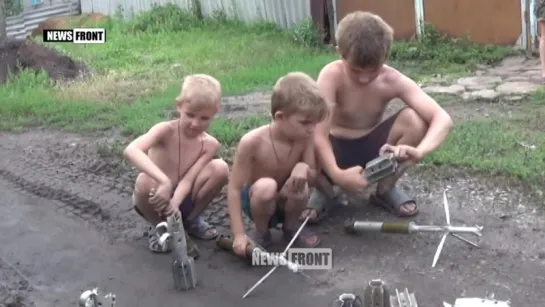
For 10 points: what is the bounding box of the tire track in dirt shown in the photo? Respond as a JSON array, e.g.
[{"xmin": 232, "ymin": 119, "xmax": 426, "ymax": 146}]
[
  {"xmin": 0, "ymin": 257, "xmax": 34, "ymax": 307},
  {"xmin": 0, "ymin": 132, "xmax": 248, "ymax": 245}
]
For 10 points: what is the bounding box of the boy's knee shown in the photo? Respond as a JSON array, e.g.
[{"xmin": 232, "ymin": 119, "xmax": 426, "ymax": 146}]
[
  {"xmin": 134, "ymin": 173, "xmax": 155, "ymax": 197},
  {"xmin": 208, "ymin": 159, "xmax": 229, "ymax": 180},
  {"xmin": 398, "ymin": 108, "xmax": 427, "ymax": 138},
  {"xmin": 250, "ymin": 178, "xmax": 278, "ymax": 204}
]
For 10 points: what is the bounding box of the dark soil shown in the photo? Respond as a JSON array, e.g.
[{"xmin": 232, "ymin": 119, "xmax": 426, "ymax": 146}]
[{"xmin": 0, "ymin": 39, "xmax": 87, "ymax": 84}]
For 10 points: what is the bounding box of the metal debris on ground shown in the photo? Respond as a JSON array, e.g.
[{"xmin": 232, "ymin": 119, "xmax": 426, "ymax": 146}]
[
  {"xmin": 443, "ymin": 297, "xmax": 511, "ymax": 307},
  {"xmin": 78, "ymin": 288, "xmax": 116, "ymax": 307},
  {"xmin": 156, "ymin": 211, "xmax": 198, "ymax": 290},
  {"xmin": 344, "ymin": 191, "xmax": 483, "ymax": 267}
]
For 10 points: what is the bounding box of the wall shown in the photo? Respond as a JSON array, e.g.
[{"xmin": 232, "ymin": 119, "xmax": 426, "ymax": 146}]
[
  {"xmin": 80, "ymin": 0, "xmax": 311, "ymax": 29},
  {"xmin": 334, "ymin": 0, "xmax": 536, "ymax": 50},
  {"xmin": 6, "ymin": 1, "xmax": 80, "ymax": 40}
]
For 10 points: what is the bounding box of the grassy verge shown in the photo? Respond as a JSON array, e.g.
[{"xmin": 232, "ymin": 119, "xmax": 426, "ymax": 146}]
[
  {"xmin": 4, "ymin": 4, "xmax": 542, "ymax": 187},
  {"xmin": 424, "ymin": 107, "xmax": 545, "ymax": 184},
  {"xmin": 0, "ymin": 5, "xmax": 512, "ymax": 134}
]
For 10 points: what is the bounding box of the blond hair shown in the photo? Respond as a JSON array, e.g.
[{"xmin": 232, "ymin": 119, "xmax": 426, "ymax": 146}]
[
  {"xmin": 335, "ymin": 11, "xmax": 393, "ymax": 68},
  {"xmin": 271, "ymin": 72, "xmax": 327, "ymax": 121},
  {"xmin": 175, "ymin": 74, "xmax": 222, "ymax": 107}
]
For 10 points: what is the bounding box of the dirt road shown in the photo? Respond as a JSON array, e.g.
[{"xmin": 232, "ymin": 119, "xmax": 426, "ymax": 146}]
[{"xmin": 1, "ymin": 130, "xmax": 544, "ymax": 307}]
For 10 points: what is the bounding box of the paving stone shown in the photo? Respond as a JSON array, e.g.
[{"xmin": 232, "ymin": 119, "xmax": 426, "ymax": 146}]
[
  {"xmin": 469, "ymin": 89, "xmax": 500, "ymax": 101},
  {"xmin": 457, "ymin": 76, "xmax": 502, "ymax": 86},
  {"xmin": 422, "ymin": 84, "xmax": 465, "ymax": 95},
  {"xmin": 496, "ymin": 82, "xmax": 540, "ymax": 94}
]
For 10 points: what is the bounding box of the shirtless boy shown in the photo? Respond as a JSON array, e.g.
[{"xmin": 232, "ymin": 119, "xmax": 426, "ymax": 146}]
[
  {"xmin": 124, "ymin": 74, "xmax": 229, "ymax": 254},
  {"xmin": 300, "ymin": 11, "xmax": 453, "ymax": 223},
  {"xmin": 227, "ymin": 72, "xmax": 327, "ymax": 256}
]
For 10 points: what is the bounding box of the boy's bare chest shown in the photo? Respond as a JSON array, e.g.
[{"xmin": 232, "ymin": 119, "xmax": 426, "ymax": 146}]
[
  {"xmin": 334, "ymin": 84, "xmax": 392, "ymax": 130},
  {"xmin": 254, "ymin": 141, "xmax": 303, "ymax": 177},
  {"xmin": 151, "ymin": 138, "xmax": 202, "ymax": 178}
]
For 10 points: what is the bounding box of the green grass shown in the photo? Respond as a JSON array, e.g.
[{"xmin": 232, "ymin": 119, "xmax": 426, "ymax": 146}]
[
  {"xmin": 425, "ymin": 111, "xmax": 545, "ymax": 183},
  {"xmin": 3, "ymin": 3, "xmax": 541, "ymax": 185}
]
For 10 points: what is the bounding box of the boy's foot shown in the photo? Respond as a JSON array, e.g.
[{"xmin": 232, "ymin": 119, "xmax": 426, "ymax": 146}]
[
  {"xmin": 185, "ymin": 216, "xmax": 218, "ymax": 240},
  {"xmin": 370, "ymin": 187, "xmax": 419, "ymax": 217},
  {"xmin": 283, "ymin": 223, "xmax": 320, "ymax": 248},
  {"xmin": 299, "ymin": 189, "xmax": 339, "ymax": 224},
  {"xmin": 248, "ymin": 229, "xmax": 273, "ymax": 249},
  {"xmin": 148, "ymin": 227, "xmax": 171, "ymax": 253},
  {"xmin": 147, "ymin": 226, "xmax": 200, "ymax": 258}
]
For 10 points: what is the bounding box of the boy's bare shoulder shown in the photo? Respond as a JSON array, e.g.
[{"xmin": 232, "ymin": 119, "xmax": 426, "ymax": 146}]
[
  {"xmin": 235, "ymin": 126, "xmax": 268, "ymax": 154},
  {"xmin": 381, "ymin": 65, "xmax": 414, "ymax": 85},
  {"xmin": 319, "ymin": 60, "xmax": 344, "ymax": 78},
  {"xmin": 201, "ymin": 132, "xmax": 221, "ymax": 151}
]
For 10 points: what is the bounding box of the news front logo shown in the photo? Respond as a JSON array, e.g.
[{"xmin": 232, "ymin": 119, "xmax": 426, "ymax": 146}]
[{"xmin": 42, "ymin": 28, "xmax": 106, "ymax": 44}]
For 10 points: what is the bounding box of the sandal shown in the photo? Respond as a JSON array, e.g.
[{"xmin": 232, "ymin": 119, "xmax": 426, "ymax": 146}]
[
  {"xmin": 282, "ymin": 224, "xmax": 321, "ymax": 248},
  {"xmin": 370, "ymin": 187, "xmax": 419, "ymax": 217},
  {"xmin": 147, "ymin": 227, "xmax": 172, "ymax": 253},
  {"xmin": 299, "ymin": 189, "xmax": 341, "ymax": 224},
  {"xmin": 184, "ymin": 216, "xmax": 218, "ymax": 240}
]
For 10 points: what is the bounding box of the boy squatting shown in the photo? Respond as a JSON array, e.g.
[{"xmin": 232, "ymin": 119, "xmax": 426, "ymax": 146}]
[
  {"xmin": 299, "ymin": 11, "xmax": 454, "ymax": 223},
  {"xmin": 228, "ymin": 72, "xmax": 328, "ymax": 255},
  {"xmin": 124, "ymin": 74, "xmax": 229, "ymax": 257}
]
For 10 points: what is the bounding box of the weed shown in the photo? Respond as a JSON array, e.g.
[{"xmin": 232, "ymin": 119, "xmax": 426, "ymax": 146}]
[
  {"xmin": 389, "ymin": 23, "xmax": 515, "ymax": 79},
  {"xmin": 289, "ymin": 18, "xmax": 323, "ymax": 48}
]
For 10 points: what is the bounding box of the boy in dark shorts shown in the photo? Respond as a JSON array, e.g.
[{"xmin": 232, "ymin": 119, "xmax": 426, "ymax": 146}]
[
  {"xmin": 227, "ymin": 72, "xmax": 327, "ymax": 257},
  {"xmin": 300, "ymin": 11, "xmax": 453, "ymax": 223}
]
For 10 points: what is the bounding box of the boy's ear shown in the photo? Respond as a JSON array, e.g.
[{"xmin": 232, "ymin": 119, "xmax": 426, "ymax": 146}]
[
  {"xmin": 272, "ymin": 110, "xmax": 284, "ymax": 120},
  {"xmin": 335, "ymin": 46, "xmax": 341, "ymax": 56}
]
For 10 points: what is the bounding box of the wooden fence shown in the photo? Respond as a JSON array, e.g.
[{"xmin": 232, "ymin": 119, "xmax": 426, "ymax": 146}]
[{"xmin": 313, "ymin": 0, "xmax": 538, "ymax": 52}]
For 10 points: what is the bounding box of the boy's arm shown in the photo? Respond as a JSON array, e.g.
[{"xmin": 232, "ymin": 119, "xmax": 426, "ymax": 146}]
[
  {"xmin": 227, "ymin": 135, "xmax": 254, "ymax": 237},
  {"xmin": 123, "ymin": 122, "xmax": 171, "ymax": 186},
  {"xmin": 300, "ymin": 139, "xmax": 317, "ymax": 187},
  {"xmin": 314, "ymin": 65, "xmax": 343, "ymax": 183},
  {"xmin": 171, "ymin": 137, "xmax": 220, "ymax": 208},
  {"xmin": 395, "ymin": 73, "xmax": 454, "ymax": 157}
]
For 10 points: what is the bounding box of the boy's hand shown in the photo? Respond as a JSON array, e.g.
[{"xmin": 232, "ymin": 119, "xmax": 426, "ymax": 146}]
[
  {"xmin": 380, "ymin": 144, "xmax": 423, "ymax": 164},
  {"xmin": 149, "ymin": 180, "xmax": 173, "ymax": 209},
  {"xmin": 290, "ymin": 163, "xmax": 309, "ymax": 193},
  {"xmin": 336, "ymin": 166, "xmax": 368, "ymax": 194},
  {"xmin": 233, "ymin": 234, "xmax": 249, "ymax": 257},
  {"xmin": 163, "ymin": 200, "xmax": 180, "ymax": 217}
]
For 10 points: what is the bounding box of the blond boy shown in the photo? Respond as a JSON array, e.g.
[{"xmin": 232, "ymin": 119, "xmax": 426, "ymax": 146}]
[
  {"xmin": 227, "ymin": 72, "xmax": 327, "ymax": 256},
  {"xmin": 300, "ymin": 11, "xmax": 453, "ymax": 223},
  {"xmin": 124, "ymin": 74, "xmax": 229, "ymax": 254}
]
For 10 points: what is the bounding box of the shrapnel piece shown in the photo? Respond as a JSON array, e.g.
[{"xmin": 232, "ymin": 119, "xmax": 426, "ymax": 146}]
[
  {"xmin": 344, "ymin": 191, "xmax": 483, "ymax": 267},
  {"xmin": 78, "ymin": 288, "xmax": 116, "ymax": 307},
  {"xmin": 364, "ymin": 154, "xmax": 398, "ymax": 185},
  {"xmin": 156, "ymin": 212, "xmax": 198, "ymax": 290}
]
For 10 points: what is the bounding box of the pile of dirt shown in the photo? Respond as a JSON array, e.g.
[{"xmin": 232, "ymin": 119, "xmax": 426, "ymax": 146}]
[{"xmin": 0, "ymin": 39, "xmax": 87, "ymax": 84}]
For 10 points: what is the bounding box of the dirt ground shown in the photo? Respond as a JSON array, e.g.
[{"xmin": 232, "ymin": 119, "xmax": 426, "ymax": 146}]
[{"xmin": 0, "ymin": 96, "xmax": 544, "ymax": 306}]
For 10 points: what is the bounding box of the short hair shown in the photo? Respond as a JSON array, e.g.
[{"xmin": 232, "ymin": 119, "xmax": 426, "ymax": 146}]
[
  {"xmin": 271, "ymin": 72, "xmax": 327, "ymax": 121},
  {"xmin": 175, "ymin": 74, "xmax": 221, "ymax": 107},
  {"xmin": 335, "ymin": 11, "xmax": 394, "ymax": 68}
]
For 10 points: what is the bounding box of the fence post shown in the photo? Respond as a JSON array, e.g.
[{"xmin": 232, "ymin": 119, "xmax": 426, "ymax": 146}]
[
  {"xmin": 0, "ymin": 0, "xmax": 7, "ymax": 43},
  {"xmin": 414, "ymin": 0, "xmax": 425, "ymax": 39}
]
